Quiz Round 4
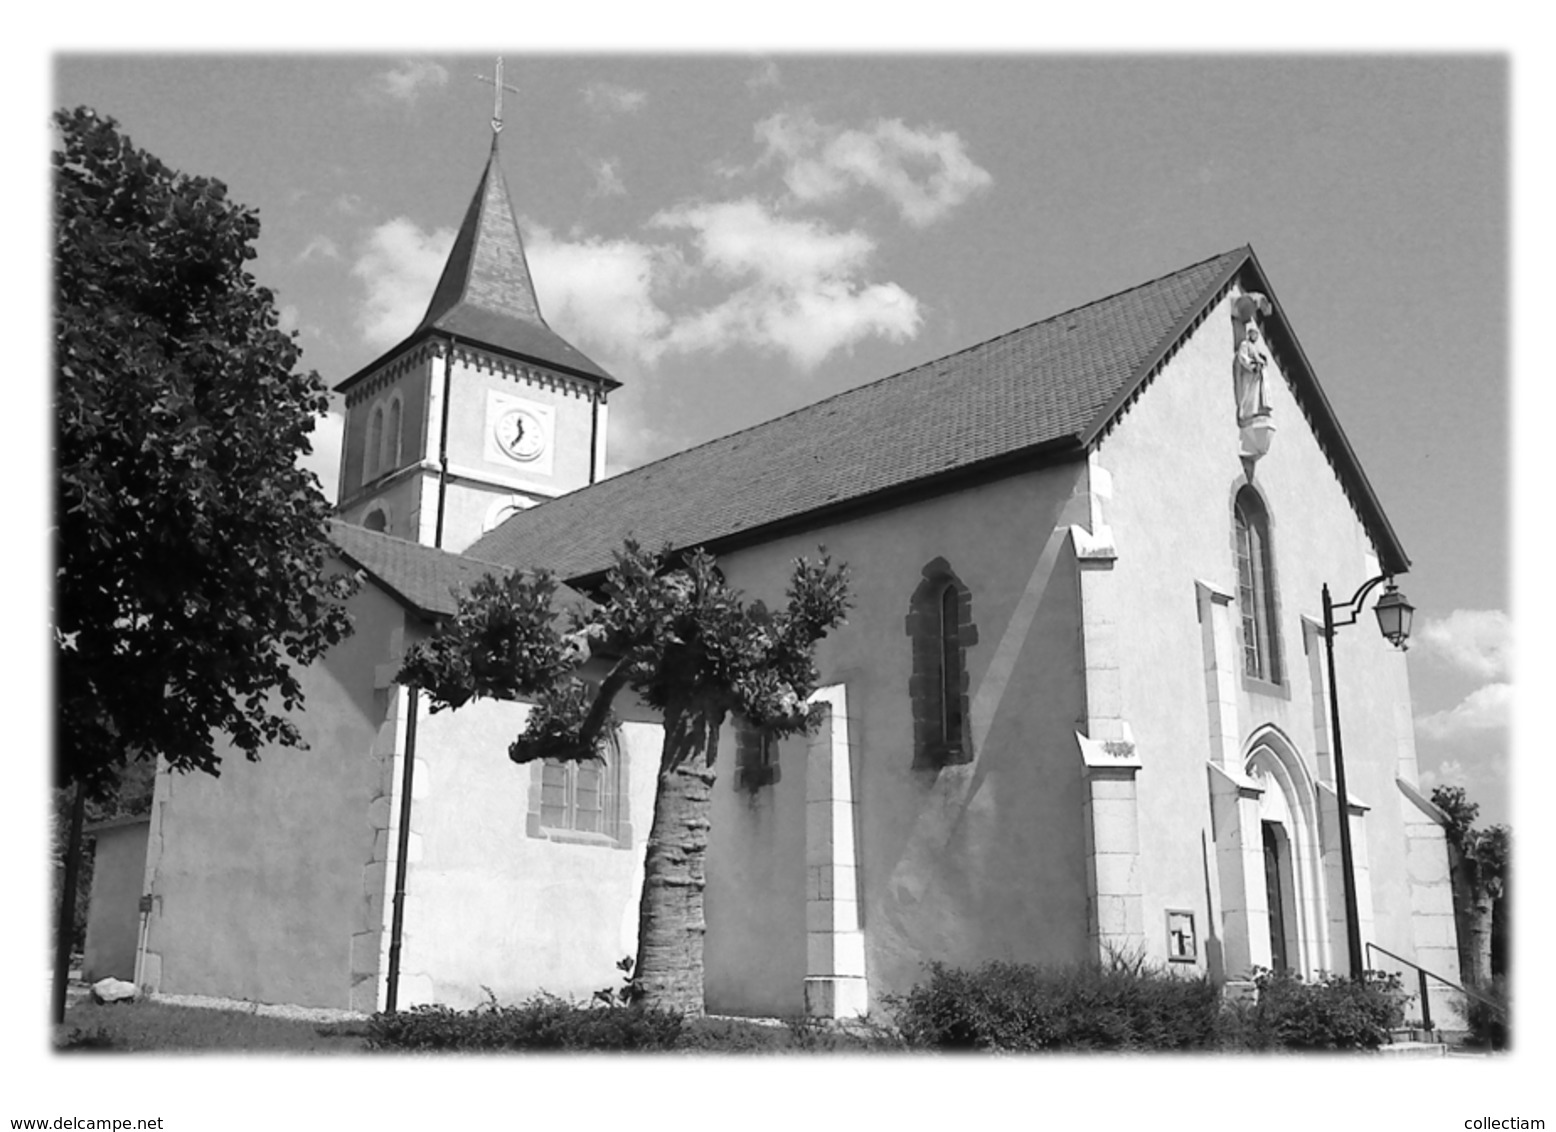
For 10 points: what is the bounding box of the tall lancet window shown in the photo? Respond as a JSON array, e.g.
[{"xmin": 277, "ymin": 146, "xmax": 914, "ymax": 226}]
[
  {"xmin": 940, "ymin": 583, "xmax": 965, "ymax": 748},
  {"xmin": 385, "ymin": 394, "xmax": 403, "ymax": 472},
  {"xmin": 366, "ymin": 404, "xmax": 385, "ymax": 482},
  {"xmin": 1234, "ymin": 487, "xmax": 1282, "ymax": 684}
]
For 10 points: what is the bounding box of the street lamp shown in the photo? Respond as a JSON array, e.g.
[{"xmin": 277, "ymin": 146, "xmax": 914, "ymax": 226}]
[{"xmin": 1321, "ymin": 574, "xmax": 1414, "ymax": 978}]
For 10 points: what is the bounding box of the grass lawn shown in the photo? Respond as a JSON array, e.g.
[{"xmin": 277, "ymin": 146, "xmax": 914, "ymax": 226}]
[
  {"xmin": 57, "ymin": 999, "xmax": 899, "ymax": 1053},
  {"xmin": 58, "ymin": 1000, "xmax": 370, "ymax": 1053}
]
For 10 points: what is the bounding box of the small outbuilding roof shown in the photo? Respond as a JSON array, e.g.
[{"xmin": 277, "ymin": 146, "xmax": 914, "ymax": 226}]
[{"xmin": 327, "ymin": 521, "xmax": 587, "ymax": 620}]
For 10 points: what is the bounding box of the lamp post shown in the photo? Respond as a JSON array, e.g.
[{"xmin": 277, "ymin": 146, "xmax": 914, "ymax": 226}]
[{"xmin": 1321, "ymin": 574, "xmax": 1414, "ymax": 978}]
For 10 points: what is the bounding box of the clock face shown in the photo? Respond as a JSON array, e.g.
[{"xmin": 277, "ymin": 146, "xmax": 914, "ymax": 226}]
[{"xmin": 495, "ymin": 407, "xmax": 546, "ymax": 462}]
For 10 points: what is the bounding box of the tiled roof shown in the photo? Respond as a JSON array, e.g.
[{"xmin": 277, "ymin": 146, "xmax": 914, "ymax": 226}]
[
  {"xmin": 467, "ymin": 245, "xmax": 1409, "ymax": 582},
  {"xmin": 336, "ymin": 136, "xmax": 616, "ymax": 392},
  {"xmin": 466, "ymin": 248, "xmax": 1249, "ymax": 580},
  {"xmin": 327, "ymin": 521, "xmax": 586, "ymax": 619}
]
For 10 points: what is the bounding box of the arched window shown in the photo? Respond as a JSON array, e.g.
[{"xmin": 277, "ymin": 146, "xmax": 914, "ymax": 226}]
[
  {"xmin": 365, "ymin": 404, "xmax": 385, "ymax": 483},
  {"xmin": 940, "ymin": 583, "xmax": 965, "ymax": 749},
  {"xmin": 384, "ymin": 394, "xmax": 403, "ymax": 472},
  {"xmin": 527, "ymin": 734, "xmax": 632, "ymax": 848},
  {"xmin": 363, "ymin": 505, "xmax": 388, "ymax": 534},
  {"xmin": 907, "ymin": 559, "xmax": 977, "ymax": 769},
  {"xmin": 1234, "ymin": 487, "xmax": 1282, "ymax": 684}
]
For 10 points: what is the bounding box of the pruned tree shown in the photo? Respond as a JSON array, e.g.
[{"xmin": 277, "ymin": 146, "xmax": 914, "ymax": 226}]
[
  {"xmin": 399, "ymin": 539, "xmax": 850, "ymax": 1012},
  {"xmin": 1430, "ymin": 784, "xmax": 1510, "ymax": 987},
  {"xmin": 53, "ymin": 107, "xmax": 356, "ymax": 1018}
]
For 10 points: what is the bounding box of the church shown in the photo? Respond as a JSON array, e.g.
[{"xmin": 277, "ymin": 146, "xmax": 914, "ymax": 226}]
[{"xmin": 108, "ymin": 116, "xmax": 1463, "ymax": 1025}]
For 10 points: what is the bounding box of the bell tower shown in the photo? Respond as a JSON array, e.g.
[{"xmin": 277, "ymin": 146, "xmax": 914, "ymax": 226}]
[{"xmin": 333, "ymin": 61, "xmax": 619, "ymax": 552}]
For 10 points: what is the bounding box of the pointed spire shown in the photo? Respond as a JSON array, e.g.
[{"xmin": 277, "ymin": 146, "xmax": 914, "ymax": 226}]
[{"xmin": 413, "ymin": 135, "xmax": 616, "ymax": 385}]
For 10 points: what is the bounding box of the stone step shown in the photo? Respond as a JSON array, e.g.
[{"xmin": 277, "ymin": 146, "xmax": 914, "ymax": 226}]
[{"xmin": 1378, "ymin": 1040, "xmax": 1447, "ymax": 1057}]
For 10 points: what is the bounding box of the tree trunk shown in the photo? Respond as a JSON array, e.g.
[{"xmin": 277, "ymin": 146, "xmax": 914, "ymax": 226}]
[
  {"xmin": 53, "ymin": 782, "xmax": 87, "ymax": 1024},
  {"xmin": 1465, "ymin": 899, "xmax": 1494, "ymax": 989},
  {"xmin": 1448, "ymin": 845, "xmax": 1494, "ymax": 988},
  {"xmin": 631, "ymin": 707, "xmax": 719, "ymax": 1014}
]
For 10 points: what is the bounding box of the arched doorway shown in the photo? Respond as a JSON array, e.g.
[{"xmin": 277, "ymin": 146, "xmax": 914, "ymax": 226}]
[{"xmin": 1245, "ymin": 730, "xmax": 1330, "ymax": 977}]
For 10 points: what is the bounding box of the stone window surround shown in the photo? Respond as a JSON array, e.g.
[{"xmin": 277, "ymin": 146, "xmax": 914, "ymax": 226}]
[
  {"xmin": 1230, "ymin": 481, "xmax": 1288, "ymax": 697},
  {"xmin": 1165, "ymin": 909, "xmax": 1198, "ymax": 963},
  {"xmin": 907, "ymin": 558, "xmax": 978, "ymax": 770},
  {"xmin": 524, "ymin": 740, "xmax": 633, "ymax": 850},
  {"xmin": 734, "ymin": 716, "xmax": 782, "ymax": 792}
]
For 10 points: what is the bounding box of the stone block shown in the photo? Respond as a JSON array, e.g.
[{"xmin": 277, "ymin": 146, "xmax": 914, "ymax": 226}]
[
  {"xmin": 350, "ymin": 930, "xmax": 381, "ymax": 977},
  {"xmin": 350, "ymin": 976, "xmax": 381, "ymax": 1015},
  {"xmin": 1094, "ymin": 894, "xmax": 1144, "ymax": 938},
  {"xmin": 805, "ymin": 803, "xmax": 857, "ymax": 867},
  {"xmin": 363, "ymin": 860, "xmax": 388, "ymax": 900},
  {"xmin": 1087, "ymin": 797, "xmax": 1139, "ymax": 854},
  {"xmin": 367, "ymin": 794, "xmax": 392, "ymax": 832},
  {"xmin": 808, "ymin": 930, "xmax": 866, "ymax": 978},
  {"xmin": 807, "ymin": 864, "xmax": 856, "ymax": 903},
  {"xmin": 1410, "ymin": 914, "xmax": 1458, "ymax": 949},
  {"xmin": 1087, "ymin": 669, "xmax": 1123, "ymax": 719},
  {"xmin": 1091, "ymin": 852, "xmax": 1141, "ymax": 897},
  {"xmin": 806, "ymin": 898, "xmax": 861, "ymax": 934},
  {"xmin": 1088, "ymin": 775, "xmax": 1138, "ymax": 802},
  {"xmin": 410, "ymin": 759, "xmax": 432, "ymax": 802},
  {"xmin": 805, "ymin": 975, "xmax": 869, "ymax": 1019}
]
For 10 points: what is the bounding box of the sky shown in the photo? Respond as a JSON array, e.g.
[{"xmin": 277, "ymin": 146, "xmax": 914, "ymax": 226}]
[
  {"xmin": 51, "ymin": 51, "xmax": 1515, "ymax": 825},
  {"xmin": 15, "ymin": 12, "xmax": 1554, "ymax": 1128}
]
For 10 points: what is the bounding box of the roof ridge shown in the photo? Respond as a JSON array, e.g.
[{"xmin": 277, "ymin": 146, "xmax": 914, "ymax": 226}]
[
  {"xmin": 326, "ymin": 518, "xmax": 511, "ymax": 573},
  {"xmin": 538, "ymin": 245, "xmax": 1251, "ymax": 502}
]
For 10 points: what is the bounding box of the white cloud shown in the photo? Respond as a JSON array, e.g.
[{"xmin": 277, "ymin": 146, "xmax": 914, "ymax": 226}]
[
  {"xmin": 583, "ymin": 82, "xmax": 647, "ymax": 115},
  {"xmin": 277, "ymin": 304, "xmax": 302, "ymax": 334},
  {"xmin": 746, "ymin": 60, "xmax": 782, "ymax": 92},
  {"xmin": 527, "ymin": 225, "xmax": 675, "ymax": 367},
  {"xmin": 1417, "ymin": 758, "xmax": 1470, "ymax": 793},
  {"xmin": 374, "ymin": 60, "xmax": 449, "ymax": 104},
  {"xmin": 523, "ymin": 200, "xmax": 920, "ymax": 374},
  {"xmin": 297, "ymin": 235, "xmax": 342, "ymax": 264},
  {"xmin": 298, "ymin": 410, "xmax": 345, "ymax": 505},
  {"xmin": 350, "ymin": 218, "xmax": 455, "ymax": 349},
  {"xmin": 1415, "ymin": 608, "xmax": 1511, "ymax": 681},
  {"xmin": 1415, "ymin": 682, "xmax": 1512, "ymax": 742},
  {"xmin": 590, "ymin": 158, "xmax": 626, "ymax": 198},
  {"xmin": 650, "ymin": 198, "xmax": 921, "ymax": 369},
  {"xmin": 346, "ymin": 199, "xmax": 920, "ymax": 376},
  {"xmin": 756, "ymin": 111, "xmax": 992, "ymax": 227}
]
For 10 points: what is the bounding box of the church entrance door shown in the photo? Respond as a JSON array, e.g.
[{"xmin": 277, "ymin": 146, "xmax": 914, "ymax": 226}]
[{"xmin": 1262, "ymin": 820, "xmax": 1289, "ymax": 971}]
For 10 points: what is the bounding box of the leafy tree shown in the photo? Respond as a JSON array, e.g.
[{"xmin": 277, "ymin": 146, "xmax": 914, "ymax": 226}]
[
  {"xmin": 1430, "ymin": 784, "xmax": 1510, "ymax": 987},
  {"xmin": 54, "ymin": 106, "xmax": 356, "ymax": 797},
  {"xmin": 400, "ymin": 540, "xmax": 850, "ymax": 1012}
]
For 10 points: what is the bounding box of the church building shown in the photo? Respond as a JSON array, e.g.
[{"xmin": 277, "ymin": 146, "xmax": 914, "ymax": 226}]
[{"xmin": 124, "ymin": 120, "xmax": 1463, "ymax": 1024}]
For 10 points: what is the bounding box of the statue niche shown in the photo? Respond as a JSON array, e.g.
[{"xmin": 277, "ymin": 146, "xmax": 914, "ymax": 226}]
[{"xmin": 1231, "ymin": 292, "xmax": 1276, "ymax": 461}]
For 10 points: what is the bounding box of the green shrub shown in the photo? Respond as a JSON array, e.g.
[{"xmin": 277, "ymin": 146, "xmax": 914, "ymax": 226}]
[
  {"xmin": 1460, "ymin": 976, "xmax": 1509, "ymax": 1050},
  {"xmin": 887, "ymin": 958, "xmax": 1222, "ymax": 1052},
  {"xmin": 367, "ymin": 993, "xmax": 683, "ymax": 1052},
  {"xmin": 1227, "ymin": 968, "xmax": 1406, "ymax": 1051}
]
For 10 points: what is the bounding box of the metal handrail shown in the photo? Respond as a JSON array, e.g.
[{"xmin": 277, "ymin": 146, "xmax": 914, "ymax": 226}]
[{"xmin": 1365, "ymin": 941, "xmax": 1506, "ymax": 1033}]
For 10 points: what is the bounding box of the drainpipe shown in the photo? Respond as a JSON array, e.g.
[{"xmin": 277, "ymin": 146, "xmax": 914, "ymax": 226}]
[
  {"xmin": 384, "ymin": 686, "xmax": 421, "ymax": 1013},
  {"xmin": 433, "ymin": 339, "xmax": 455, "ymax": 548},
  {"xmin": 386, "ymin": 337, "xmax": 452, "ymax": 1011},
  {"xmin": 588, "ymin": 384, "xmax": 602, "ymax": 485}
]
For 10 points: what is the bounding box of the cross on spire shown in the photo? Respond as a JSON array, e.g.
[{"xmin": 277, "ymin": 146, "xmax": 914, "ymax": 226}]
[{"xmin": 475, "ymin": 56, "xmax": 521, "ymax": 134}]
